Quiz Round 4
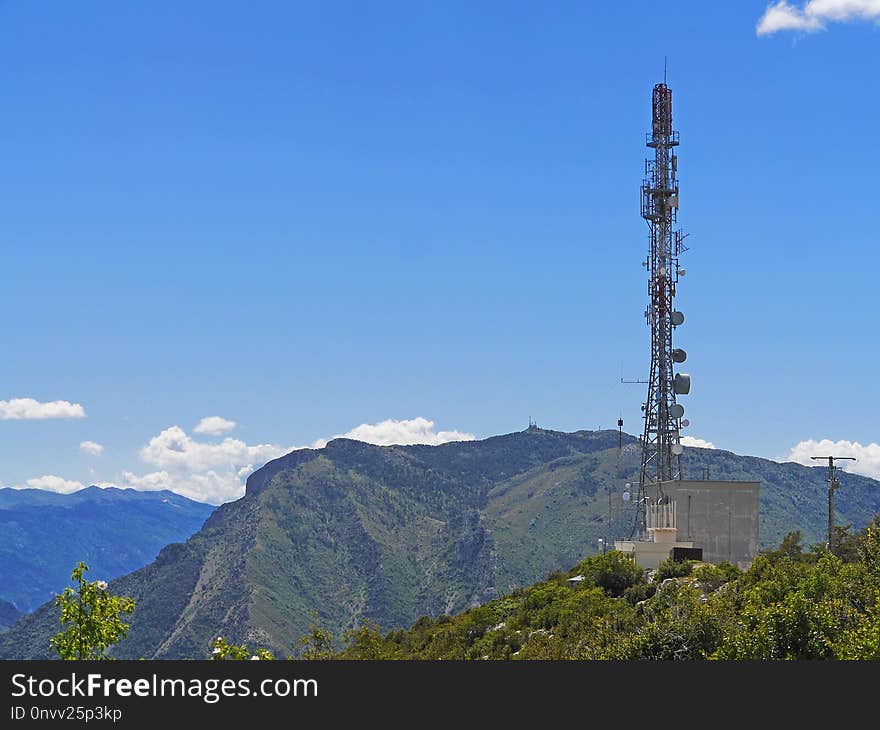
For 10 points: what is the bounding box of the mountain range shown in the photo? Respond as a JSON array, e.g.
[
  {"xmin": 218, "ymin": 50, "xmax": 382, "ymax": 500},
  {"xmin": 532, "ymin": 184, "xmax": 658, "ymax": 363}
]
[
  {"xmin": 1, "ymin": 427, "xmax": 879, "ymax": 659},
  {"xmin": 0, "ymin": 486, "xmax": 215, "ymax": 614}
]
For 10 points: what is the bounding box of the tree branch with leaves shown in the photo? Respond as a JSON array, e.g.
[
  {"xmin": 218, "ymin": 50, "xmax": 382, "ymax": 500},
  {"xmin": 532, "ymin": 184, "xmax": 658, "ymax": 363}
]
[{"xmin": 50, "ymin": 562, "xmax": 135, "ymax": 660}]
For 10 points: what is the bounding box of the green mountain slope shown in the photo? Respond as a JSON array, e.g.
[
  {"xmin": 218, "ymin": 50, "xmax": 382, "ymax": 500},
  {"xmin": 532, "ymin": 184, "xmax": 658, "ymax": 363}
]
[
  {"xmin": 2, "ymin": 428, "xmax": 879, "ymax": 659},
  {"xmin": 0, "ymin": 600, "xmax": 22, "ymax": 632}
]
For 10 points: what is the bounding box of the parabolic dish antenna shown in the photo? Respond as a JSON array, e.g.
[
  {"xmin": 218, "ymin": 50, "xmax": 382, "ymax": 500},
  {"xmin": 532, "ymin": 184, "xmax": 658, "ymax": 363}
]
[
  {"xmin": 671, "ymin": 443, "xmax": 684, "ymax": 456},
  {"xmin": 622, "ymin": 491, "xmax": 631, "ymax": 502}
]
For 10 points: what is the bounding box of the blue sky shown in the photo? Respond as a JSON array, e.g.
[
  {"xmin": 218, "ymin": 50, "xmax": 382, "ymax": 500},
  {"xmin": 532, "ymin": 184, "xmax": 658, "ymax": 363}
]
[{"xmin": 1, "ymin": 1, "xmax": 878, "ymax": 503}]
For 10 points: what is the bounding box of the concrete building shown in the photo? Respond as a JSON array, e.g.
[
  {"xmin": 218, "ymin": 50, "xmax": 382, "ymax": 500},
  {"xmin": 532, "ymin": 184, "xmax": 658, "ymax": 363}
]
[
  {"xmin": 654, "ymin": 480, "xmax": 759, "ymax": 569},
  {"xmin": 615, "ymin": 479, "xmax": 760, "ymax": 570}
]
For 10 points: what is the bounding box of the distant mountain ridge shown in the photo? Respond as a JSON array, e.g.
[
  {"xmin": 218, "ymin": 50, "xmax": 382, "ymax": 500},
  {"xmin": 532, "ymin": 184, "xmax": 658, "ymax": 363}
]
[
  {"xmin": 0, "ymin": 486, "xmax": 215, "ymax": 614},
  {"xmin": 2, "ymin": 427, "xmax": 879, "ymax": 659}
]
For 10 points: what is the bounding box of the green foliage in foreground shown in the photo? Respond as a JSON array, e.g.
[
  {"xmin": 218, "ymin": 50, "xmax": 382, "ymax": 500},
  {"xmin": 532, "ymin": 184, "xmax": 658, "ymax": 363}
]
[
  {"xmin": 50, "ymin": 563, "xmax": 135, "ymax": 660},
  {"xmin": 325, "ymin": 519, "xmax": 880, "ymax": 660},
  {"xmin": 210, "ymin": 636, "xmax": 274, "ymax": 660}
]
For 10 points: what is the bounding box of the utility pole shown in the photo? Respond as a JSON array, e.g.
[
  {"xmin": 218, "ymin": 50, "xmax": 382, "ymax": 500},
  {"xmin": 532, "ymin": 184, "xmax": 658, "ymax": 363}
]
[
  {"xmin": 605, "ymin": 418, "xmax": 624, "ymax": 552},
  {"xmin": 607, "ymin": 485, "xmax": 613, "ymax": 553},
  {"xmin": 810, "ymin": 455, "xmax": 856, "ymax": 553}
]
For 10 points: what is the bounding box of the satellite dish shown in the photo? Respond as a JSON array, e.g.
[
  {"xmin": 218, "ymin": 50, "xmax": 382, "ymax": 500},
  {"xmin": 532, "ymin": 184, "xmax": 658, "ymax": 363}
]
[
  {"xmin": 673, "ymin": 373, "xmax": 691, "ymax": 395},
  {"xmin": 622, "ymin": 491, "xmax": 631, "ymax": 502},
  {"xmin": 672, "ymin": 443, "xmax": 684, "ymax": 456},
  {"xmin": 681, "ymin": 418, "xmax": 690, "ymax": 428},
  {"xmin": 672, "ymin": 348, "xmax": 687, "ymax": 363},
  {"xmin": 670, "ymin": 403, "xmax": 685, "ymax": 419},
  {"xmin": 678, "ymin": 268, "xmax": 686, "ymax": 276},
  {"xmin": 625, "ymin": 483, "xmax": 631, "ymax": 489},
  {"xmin": 671, "ymin": 311, "xmax": 685, "ymax": 326}
]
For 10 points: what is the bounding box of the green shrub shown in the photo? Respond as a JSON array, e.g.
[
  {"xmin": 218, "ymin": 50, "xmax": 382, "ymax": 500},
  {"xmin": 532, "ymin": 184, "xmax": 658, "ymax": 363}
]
[
  {"xmin": 656, "ymin": 557, "xmax": 694, "ymax": 581},
  {"xmin": 578, "ymin": 551, "xmax": 645, "ymax": 597},
  {"xmin": 692, "ymin": 564, "xmax": 729, "ymax": 592},
  {"xmin": 622, "ymin": 582, "xmax": 657, "ymax": 606}
]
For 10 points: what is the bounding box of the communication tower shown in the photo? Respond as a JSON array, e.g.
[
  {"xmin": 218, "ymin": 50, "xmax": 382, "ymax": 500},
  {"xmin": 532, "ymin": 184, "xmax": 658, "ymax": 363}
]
[{"xmin": 632, "ymin": 79, "xmax": 691, "ymax": 537}]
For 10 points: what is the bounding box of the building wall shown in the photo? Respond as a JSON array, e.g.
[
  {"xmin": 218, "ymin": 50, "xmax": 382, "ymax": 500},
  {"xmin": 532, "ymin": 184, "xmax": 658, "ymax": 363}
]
[
  {"xmin": 653, "ymin": 480, "xmax": 760, "ymax": 568},
  {"xmin": 614, "ymin": 539, "xmax": 695, "ymax": 570}
]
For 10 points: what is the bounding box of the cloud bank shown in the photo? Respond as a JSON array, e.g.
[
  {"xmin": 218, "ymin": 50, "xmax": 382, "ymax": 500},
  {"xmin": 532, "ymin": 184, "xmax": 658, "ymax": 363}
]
[
  {"xmin": 783, "ymin": 438, "xmax": 880, "ymax": 480},
  {"xmin": 680, "ymin": 436, "xmax": 716, "ymax": 449},
  {"xmin": 25, "ymin": 475, "xmax": 86, "ymax": 494},
  {"xmin": 0, "ymin": 398, "xmax": 85, "ymax": 420},
  {"xmin": 313, "ymin": 417, "xmax": 475, "ymax": 448},
  {"xmin": 122, "ymin": 425, "xmax": 291, "ymax": 504},
  {"xmin": 757, "ymin": 1, "xmax": 880, "ymax": 35}
]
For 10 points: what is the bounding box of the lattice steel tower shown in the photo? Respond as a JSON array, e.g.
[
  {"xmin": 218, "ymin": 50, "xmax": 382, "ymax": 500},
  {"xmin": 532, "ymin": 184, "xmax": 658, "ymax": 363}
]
[{"xmin": 633, "ymin": 80, "xmax": 691, "ymax": 538}]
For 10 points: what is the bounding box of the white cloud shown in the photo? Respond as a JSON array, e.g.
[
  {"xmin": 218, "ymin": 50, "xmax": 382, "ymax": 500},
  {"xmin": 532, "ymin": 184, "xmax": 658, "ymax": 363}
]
[
  {"xmin": 757, "ymin": 1, "xmax": 824, "ymax": 34},
  {"xmin": 757, "ymin": 0, "xmax": 880, "ymax": 35},
  {"xmin": 312, "ymin": 417, "xmax": 475, "ymax": 448},
  {"xmin": 680, "ymin": 436, "xmax": 716, "ymax": 449},
  {"xmin": 139, "ymin": 426, "xmax": 287, "ymax": 474},
  {"xmin": 0, "ymin": 398, "xmax": 86, "ymax": 420},
  {"xmin": 193, "ymin": 416, "xmax": 237, "ymax": 436},
  {"xmin": 97, "ymin": 468, "xmax": 254, "ymax": 505},
  {"xmin": 783, "ymin": 438, "xmax": 880, "ymax": 480},
  {"xmin": 119, "ymin": 425, "xmax": 292, "ymax": 504},
  {"xmin": 87, "ymin": 473, "xmax": 169, "ymax": 492},
  {"xmin": 25, "ymin": 475, "xmax": 85, "ymax": 494},
  {"xmin": 115, "ymin": 471, "xmax": 174, "ymax": 491},
  {"xmin": 80, "ymin": 440, "xmax": 104, "ymax": 456}
]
